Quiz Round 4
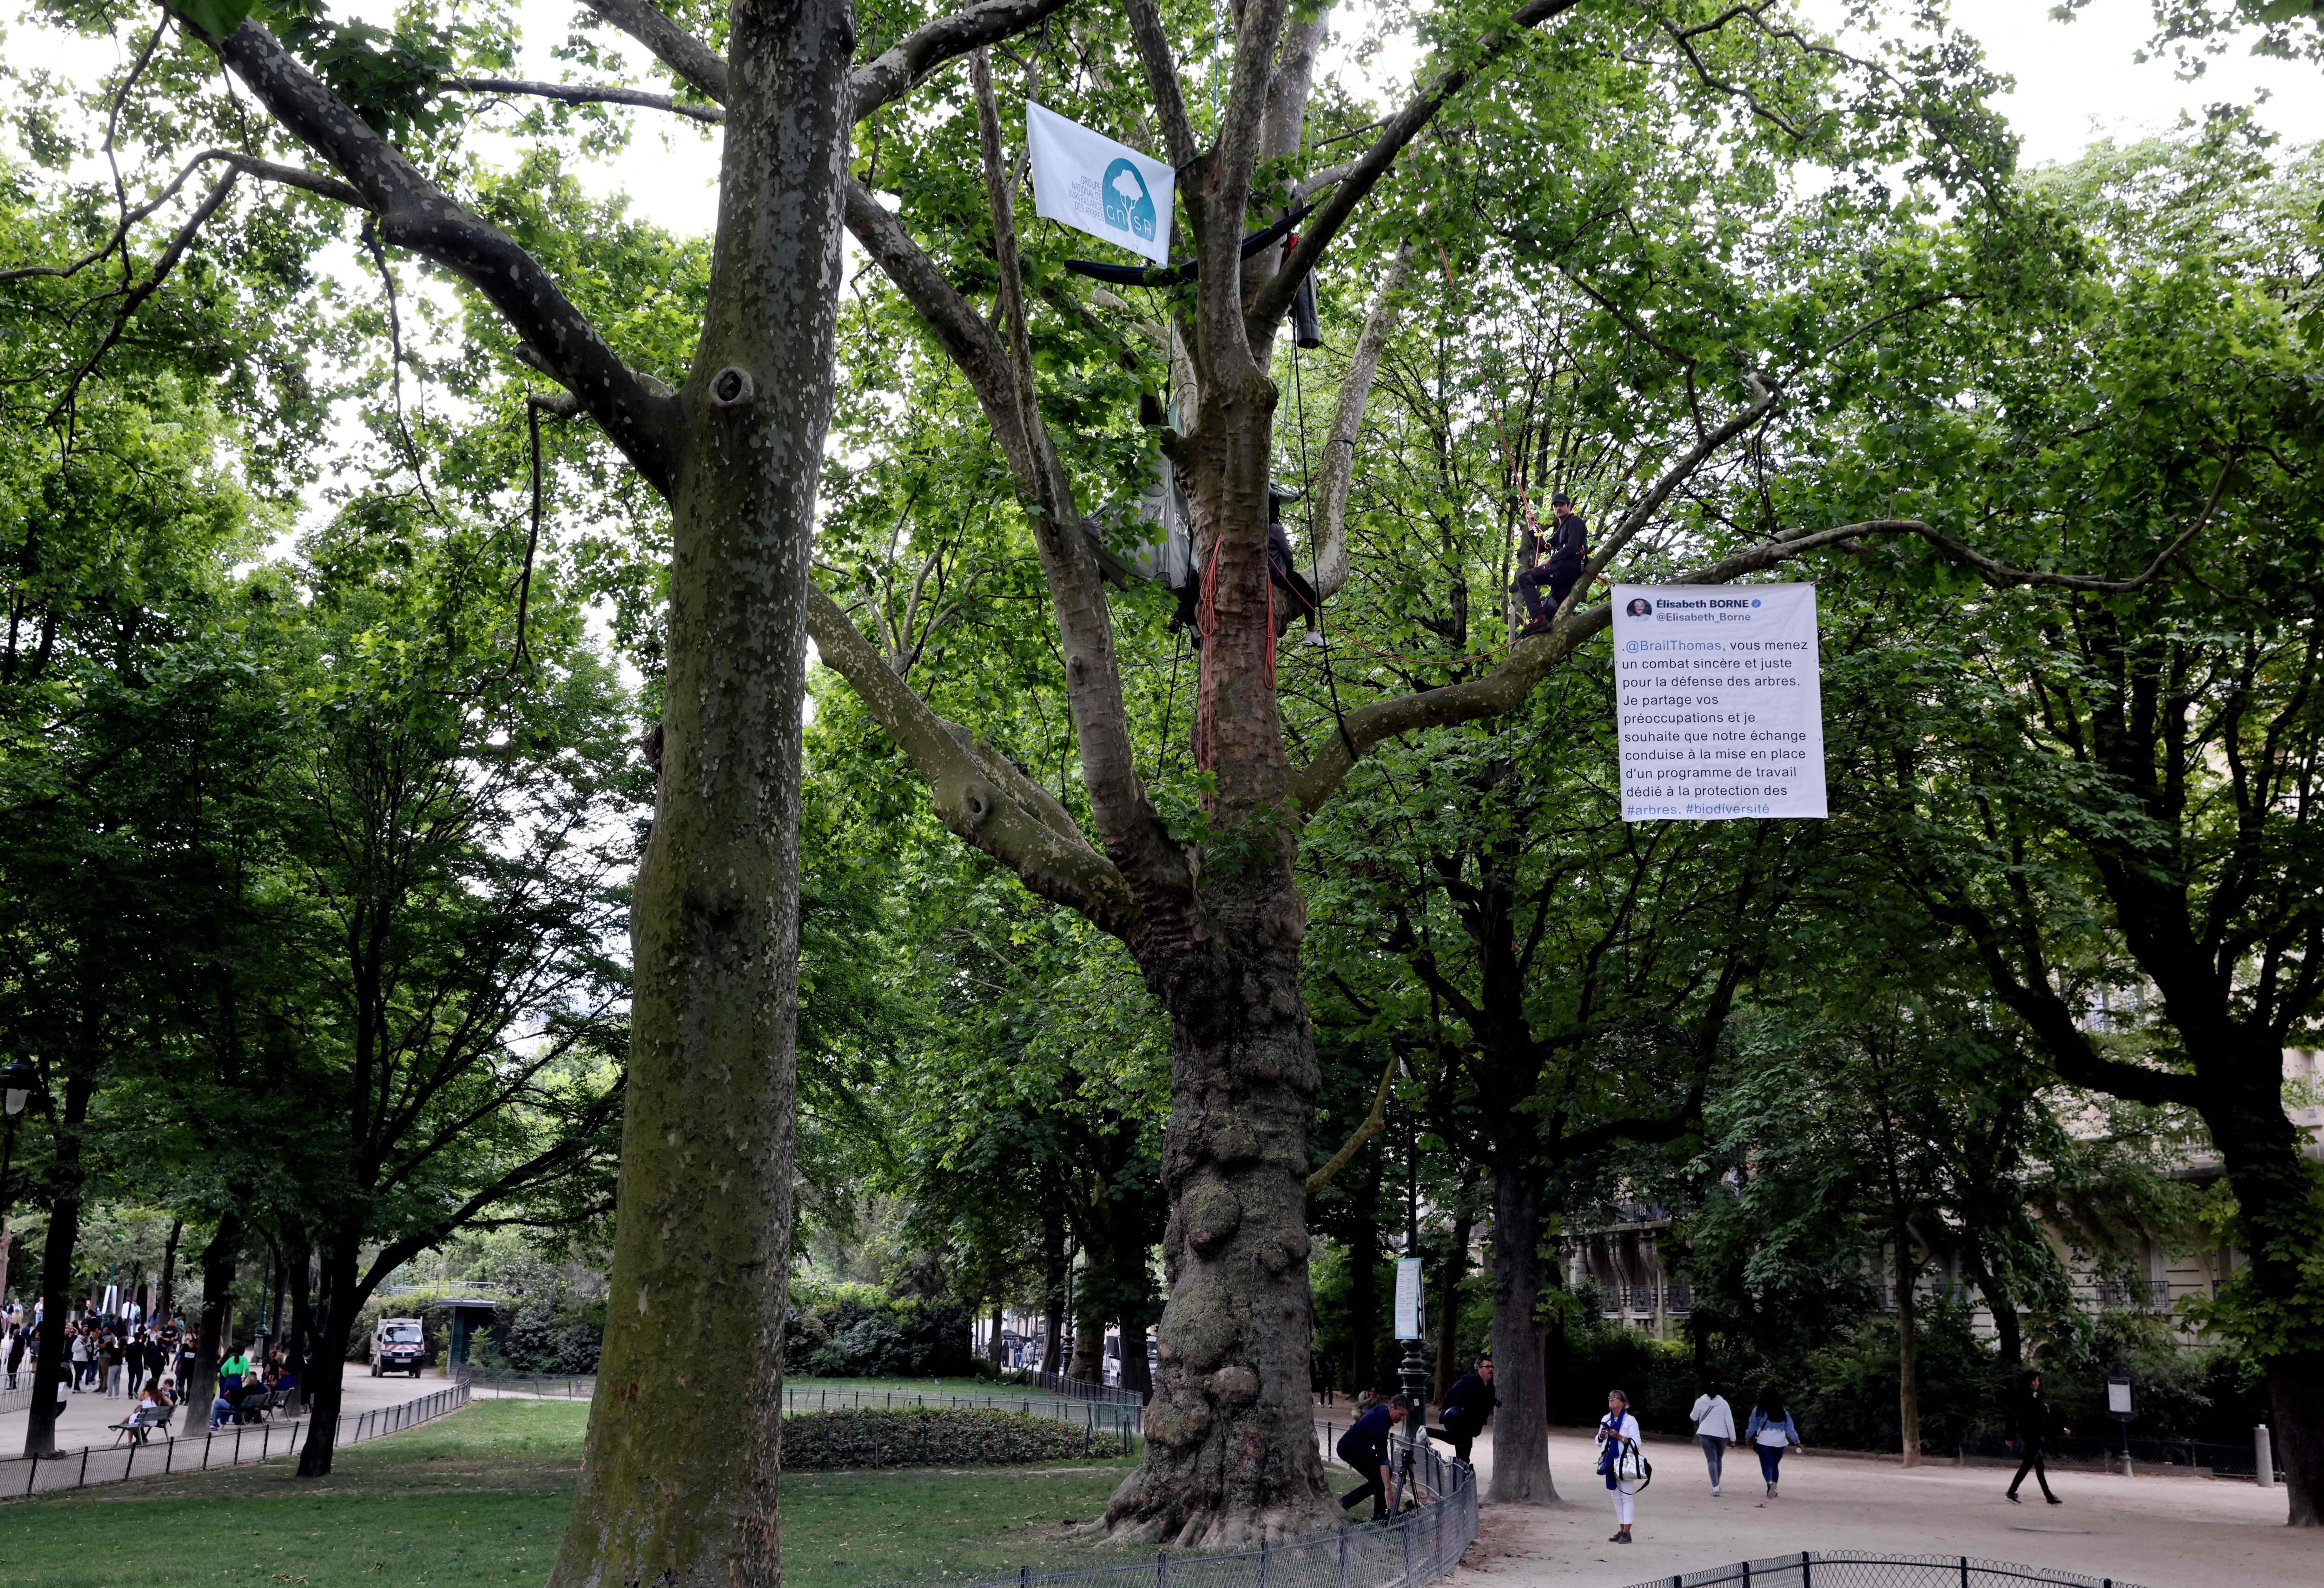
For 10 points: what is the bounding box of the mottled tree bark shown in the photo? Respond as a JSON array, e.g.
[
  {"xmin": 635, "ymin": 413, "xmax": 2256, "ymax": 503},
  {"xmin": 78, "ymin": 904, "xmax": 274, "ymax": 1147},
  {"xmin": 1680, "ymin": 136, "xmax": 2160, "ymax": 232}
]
[{"xmin": 541, "ymin": 0, "xmax": 846, "ymax": 1579}]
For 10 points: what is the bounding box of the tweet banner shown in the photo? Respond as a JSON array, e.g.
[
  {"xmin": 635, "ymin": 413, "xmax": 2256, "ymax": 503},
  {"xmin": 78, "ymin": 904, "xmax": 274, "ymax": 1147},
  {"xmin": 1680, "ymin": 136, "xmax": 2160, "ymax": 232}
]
[{"xmin": 1611, "ymin": 584, "xmax": 1827, "ymax": 821}]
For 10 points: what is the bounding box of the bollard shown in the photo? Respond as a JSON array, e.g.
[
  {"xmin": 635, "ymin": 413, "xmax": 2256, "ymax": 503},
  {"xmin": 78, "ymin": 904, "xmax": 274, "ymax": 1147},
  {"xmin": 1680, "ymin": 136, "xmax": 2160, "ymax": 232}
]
[{"xmin": 2255, "ymin": 1424, "xmax": 2276, "ymax": 1488}]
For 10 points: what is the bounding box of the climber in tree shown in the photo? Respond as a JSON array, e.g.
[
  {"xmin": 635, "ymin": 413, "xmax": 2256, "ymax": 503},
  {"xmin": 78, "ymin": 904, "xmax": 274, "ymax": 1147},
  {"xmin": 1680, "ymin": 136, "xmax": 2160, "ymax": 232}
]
[
  {"xmin": 1267, "ymin": 481, "xmax": 1324, "ymax": 646},
  {"xmin": 1515, "ymin": 491, "xmax": 1590, "ymax": 635}
]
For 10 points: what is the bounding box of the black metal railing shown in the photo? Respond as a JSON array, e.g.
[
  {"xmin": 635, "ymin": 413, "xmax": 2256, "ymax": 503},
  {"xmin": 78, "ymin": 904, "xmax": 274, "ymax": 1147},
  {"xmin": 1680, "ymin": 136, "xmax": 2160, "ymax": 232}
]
[
  {"xmin": 0, "ymin": 1382, "xmax": 470, "ymax": 1502},
  {"xmin": 878, "ymin": 1430, "xmax": 1476, "ymax": 1588},
  {"xmin": 1000, "ymin": 1367, "xmax": 1149, "ymax": 1406},
  {"xmin": 1626, "ymin": 1552, "xmax": 2156, "ymax": 1588}
]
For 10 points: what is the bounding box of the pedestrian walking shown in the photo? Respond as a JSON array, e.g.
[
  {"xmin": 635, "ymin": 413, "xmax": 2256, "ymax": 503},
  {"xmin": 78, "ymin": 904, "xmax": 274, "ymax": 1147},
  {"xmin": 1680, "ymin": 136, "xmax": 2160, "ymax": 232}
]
[
  {"xmin": 1594, "ymin": 1388, "xmax": 1646, "ymax": 1545},
  {"xmin": 1425, "ymin": 1355, "xmax": 1498, "ymax": 1464},
  {"xmin": 2006, "ymin": 1370, "xmax": 2068, "ymax": 1506},
  {"xmin": 1744, "ymin": 1385, "xmax": 1802, "ymax": 1497},
  {"xmin": 1690, "ymin": 1381, "xmax": 1737, "ymax": 1496}
]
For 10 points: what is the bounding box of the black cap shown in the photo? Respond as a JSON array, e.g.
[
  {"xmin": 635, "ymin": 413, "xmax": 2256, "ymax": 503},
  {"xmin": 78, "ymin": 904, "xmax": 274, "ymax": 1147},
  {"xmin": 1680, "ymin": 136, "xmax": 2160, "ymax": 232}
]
[
  {"xmin": 1550, "ymin": 491, "xmax": 1573, "ymax": 507},
  {"xmin": 1268, "ymin": 480, "xmax": 1304, "ymax": 504}
]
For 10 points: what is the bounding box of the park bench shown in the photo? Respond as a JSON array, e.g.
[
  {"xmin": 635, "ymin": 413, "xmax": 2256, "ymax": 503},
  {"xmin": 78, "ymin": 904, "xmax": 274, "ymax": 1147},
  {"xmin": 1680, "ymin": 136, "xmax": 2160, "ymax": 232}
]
[
  {"xmin": 235, "ymin": 1386, "xmax": 287, "ymax": 1424},
  {"xmin": 110, "ymin": 1403, "xmax": 177, "ymax": 1446}
]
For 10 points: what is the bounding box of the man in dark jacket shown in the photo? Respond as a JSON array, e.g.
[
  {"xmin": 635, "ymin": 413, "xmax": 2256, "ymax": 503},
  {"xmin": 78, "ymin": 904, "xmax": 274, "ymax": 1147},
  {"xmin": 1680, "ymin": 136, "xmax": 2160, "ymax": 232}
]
[
  {"xmin": 1336, "ymin": 1393, "xmax": 1410, "ymax": 1521},
  {"xmin": 2006, "ymin": 1370, "xmax": 2068, "ymax": 1505},
  {"xmin": 1426, "ymin": 1355, "xmax": 1497, "ymax": 1464},
  {"xmin": 1514, "ymin": 493, "xmax": 1589, "ymax": 634}
]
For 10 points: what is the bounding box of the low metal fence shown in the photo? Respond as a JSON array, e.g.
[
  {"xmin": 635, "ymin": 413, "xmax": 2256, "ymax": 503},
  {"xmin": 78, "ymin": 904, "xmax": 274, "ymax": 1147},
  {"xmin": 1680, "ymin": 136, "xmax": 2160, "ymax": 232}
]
[
  {"xmin": 450, "ymin": 1365, "xmax": 596, "ymax": 1398},
  {"xmin": 1000, "ymin": 1368, "xmax": 1149, "ymax": 1407},
  {"xmin": 1631, "ymin": 1554, "xmax": 2156, "ymax": 1588},
  {"xmin": 0, "ymin": 1382, "xmax": 469, "ymax": 1501},
  {"xmin": 921, "ymin": 1430, "xmax": 1475, "ymax": 1588}
]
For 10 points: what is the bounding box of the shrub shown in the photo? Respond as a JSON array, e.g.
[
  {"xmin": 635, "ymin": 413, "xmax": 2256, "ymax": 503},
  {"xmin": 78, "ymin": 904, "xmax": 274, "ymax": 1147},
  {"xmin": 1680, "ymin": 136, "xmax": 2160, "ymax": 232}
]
[
  {"xmin": 778, "ymin": 1406, "xmax": 1128, "ymax": 1469},
  {"xmin": 783, "ymin": 1283, "xmax": 971, "ymax": 1378}
]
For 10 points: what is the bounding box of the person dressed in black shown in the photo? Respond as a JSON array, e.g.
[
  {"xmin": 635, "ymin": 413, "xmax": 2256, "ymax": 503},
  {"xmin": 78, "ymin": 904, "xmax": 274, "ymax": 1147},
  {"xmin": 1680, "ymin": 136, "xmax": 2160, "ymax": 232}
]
[
  {"xmin": 1336, "ymin": 1392, "xmax": 1410, "ymax": 1521},
  {"xmin": 1265, "ymin": 482, "xmax": 1322, "ymax": 645},
  {"xmin": 2006, "ymin": 1370, "xmax": 2068, "ymax": 1505},
  {"xmin": 1514, "ymin": 493, "xmax": 1590, "ymax": 635},
  {"xmin": 1169, "ymin": 483, "xmax": 1322, "ymax": 648},
  {"xmin": 1425, "ymin": 1355, "xmax": 1497, "ymax": 1464}
]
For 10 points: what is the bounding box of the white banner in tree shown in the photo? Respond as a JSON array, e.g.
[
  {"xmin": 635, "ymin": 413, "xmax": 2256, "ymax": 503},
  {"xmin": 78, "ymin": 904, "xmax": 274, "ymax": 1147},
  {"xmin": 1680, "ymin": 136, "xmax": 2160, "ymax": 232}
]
[
  {"xmin": 1024, "ymin": 102, "xmax": 1175, "ymax": 265},
  {"xmin": 1393, "ymin": 1257, "xmax": 1424, "ymax": 1340},
  {"xmin": 1612, "ymin": 583, "xmax": 1827, "ymax": 821}
]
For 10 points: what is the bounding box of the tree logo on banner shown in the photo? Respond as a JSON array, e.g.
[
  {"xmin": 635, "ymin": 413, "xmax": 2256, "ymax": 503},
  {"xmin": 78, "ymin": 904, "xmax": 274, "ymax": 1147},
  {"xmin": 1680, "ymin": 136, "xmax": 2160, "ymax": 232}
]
[{"xmin": 1103, "ymin": 159, "xmax": 1157, "ymax": 243}]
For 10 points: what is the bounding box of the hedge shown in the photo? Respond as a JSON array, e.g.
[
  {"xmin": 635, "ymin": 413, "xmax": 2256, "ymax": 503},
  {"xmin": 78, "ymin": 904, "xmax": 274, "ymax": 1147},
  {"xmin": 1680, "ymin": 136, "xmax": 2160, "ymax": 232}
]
[{"xmin": 779, "ymin": 1406, "xmax": 1129, "ymax": 1469}]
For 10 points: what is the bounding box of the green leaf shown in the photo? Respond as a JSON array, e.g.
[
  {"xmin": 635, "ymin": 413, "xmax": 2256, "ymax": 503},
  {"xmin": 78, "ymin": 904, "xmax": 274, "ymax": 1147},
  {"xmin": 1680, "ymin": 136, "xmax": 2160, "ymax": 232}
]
[{"xmin": 180, "ymin": 0, "xmax": 257, "ymax": 40}]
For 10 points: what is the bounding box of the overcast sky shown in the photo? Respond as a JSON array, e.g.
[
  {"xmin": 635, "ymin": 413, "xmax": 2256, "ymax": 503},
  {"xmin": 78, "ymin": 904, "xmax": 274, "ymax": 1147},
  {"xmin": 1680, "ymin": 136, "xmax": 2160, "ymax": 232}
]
[{"xmin": 442, "ymin": 0, "xmax": 2323, "ymax": 237}]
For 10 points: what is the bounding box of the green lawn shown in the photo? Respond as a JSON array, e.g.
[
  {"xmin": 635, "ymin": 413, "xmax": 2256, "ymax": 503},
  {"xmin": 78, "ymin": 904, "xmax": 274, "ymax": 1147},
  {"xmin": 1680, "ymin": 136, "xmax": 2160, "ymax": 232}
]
[{"xmin": 0, "ymin": 1400, "xmax": 1144, "ymax": 1588}]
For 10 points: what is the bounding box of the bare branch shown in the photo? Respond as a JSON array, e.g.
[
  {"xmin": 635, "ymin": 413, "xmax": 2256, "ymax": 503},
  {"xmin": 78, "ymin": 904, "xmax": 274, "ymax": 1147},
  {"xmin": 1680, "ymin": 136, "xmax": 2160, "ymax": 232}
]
[
  {"xmin": 438, "ymin": 75, "xmax": 723, "ymax": 123},
  {"xmin": 0, "ymin": 147, "xmax": 361, "ymax": 285},
  {"xmin": 1249, "ymin": 0, "xmax": 1582, "ymax": 336},
  {"xmin": 1309, "ymin": 240, "xmax": 1413, "ymax": 600},
  {"xmin": 1305, "ymin": 1048, "xmax": 1395, "ymax": 1193}
]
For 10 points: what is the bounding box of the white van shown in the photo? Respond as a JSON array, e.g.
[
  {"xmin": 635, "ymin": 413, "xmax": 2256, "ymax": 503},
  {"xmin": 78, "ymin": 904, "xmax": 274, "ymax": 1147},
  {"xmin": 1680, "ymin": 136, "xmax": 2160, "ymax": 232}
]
[{"xmin": 370, "ymin": 1317, "xmax": 426, "ymax": 1377}]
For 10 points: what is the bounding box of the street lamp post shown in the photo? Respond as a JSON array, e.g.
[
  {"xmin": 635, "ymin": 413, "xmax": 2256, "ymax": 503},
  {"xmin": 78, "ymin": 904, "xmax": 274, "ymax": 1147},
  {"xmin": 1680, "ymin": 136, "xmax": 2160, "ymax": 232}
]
[{"xmin": 2106, "ymin": 1366, "xmax": 2138, "ymax": 1478}]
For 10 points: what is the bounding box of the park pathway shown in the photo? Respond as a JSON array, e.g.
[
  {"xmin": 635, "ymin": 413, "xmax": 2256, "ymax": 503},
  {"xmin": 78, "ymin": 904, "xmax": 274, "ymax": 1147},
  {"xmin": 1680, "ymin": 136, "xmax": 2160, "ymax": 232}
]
[{"xmin": 1430, "ymin": 1422, "xmax": 2314, "ymax": 1588}]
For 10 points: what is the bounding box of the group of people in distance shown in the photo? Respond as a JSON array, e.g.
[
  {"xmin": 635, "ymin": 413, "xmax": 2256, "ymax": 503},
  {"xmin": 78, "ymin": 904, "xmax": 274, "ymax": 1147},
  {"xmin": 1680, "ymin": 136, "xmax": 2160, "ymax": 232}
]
[
  {"xmin": 1327, "ymin": 1356, "xmax": 2077, "ymax": 1543},
  {"xmin": 0, "ymin": 1295, "xmax": 299, "ymax": 1435}
]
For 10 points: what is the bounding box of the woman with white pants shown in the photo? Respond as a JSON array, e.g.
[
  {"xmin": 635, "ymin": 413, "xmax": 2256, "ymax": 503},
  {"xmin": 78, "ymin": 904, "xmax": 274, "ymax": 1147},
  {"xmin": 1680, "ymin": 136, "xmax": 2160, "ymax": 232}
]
[{"xmin": 1595, "ymin": 1389, "xmax": 1645, "ymax": 1545}]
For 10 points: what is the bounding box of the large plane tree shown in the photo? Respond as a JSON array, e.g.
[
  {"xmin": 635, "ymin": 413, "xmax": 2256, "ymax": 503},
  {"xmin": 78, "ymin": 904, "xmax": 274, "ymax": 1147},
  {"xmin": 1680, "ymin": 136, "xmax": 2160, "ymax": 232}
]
[{"xmin": 56, "ymin": 0, "xmax": 2207, "ymax": 1569}]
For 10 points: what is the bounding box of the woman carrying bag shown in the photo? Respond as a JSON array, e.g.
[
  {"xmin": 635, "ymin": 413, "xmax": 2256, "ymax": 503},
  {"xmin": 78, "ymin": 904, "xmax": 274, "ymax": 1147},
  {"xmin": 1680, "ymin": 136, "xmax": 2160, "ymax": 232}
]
[{"xmin": 1594, "ymin": 1389, "xmax": 1650, "ymax": 1544}]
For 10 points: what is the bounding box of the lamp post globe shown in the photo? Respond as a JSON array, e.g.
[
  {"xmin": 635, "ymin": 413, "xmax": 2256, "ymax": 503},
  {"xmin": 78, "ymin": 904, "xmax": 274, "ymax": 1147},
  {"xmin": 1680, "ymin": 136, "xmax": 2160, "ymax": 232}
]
[{"xmin": 0, "ymin": 1057, "xmax": 37, "ymax": 1117}]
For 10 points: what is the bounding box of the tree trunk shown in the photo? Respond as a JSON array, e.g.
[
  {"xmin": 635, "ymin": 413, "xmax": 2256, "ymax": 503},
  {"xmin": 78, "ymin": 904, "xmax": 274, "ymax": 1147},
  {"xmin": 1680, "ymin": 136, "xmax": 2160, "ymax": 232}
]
[
  {"xmin": 2212, "ymin": 1077, "xmax": 2324, "ymax": 1525},
  {"xmin": 1039, "ymin": 1214, "xmax": 1068, "ymax": 1374},
  {"xmin": 296, "ymin": 1233, "xmax": 361, "ymax": 1476},
  {"xmin": 1964, "ymin": 1249, "xmax": 2020, "ymax": 1371},
  {"xmin": 21, "ymin": 1067, "xmax": 96, "ymax": 1458},
  {"xmin": 157, "ymin": 1215, "xmax": 181, "ymax": 1321},
  {"xmin": 284, "ymin": 1226, "xmax": 313, "ymax": 1410},
  {"xmin": 1434, "ymin": 1212, "xmax": 1472, "ymax": 1404},
  {"xmin": 1486, "ymin": 1156, "xmax": 1555, "ymax": 1503},
  {"xmin": 987, "ymin": 1300, "xmax": 1005, "ymax": 1367},
  {"xmin": 1895, "ymin": 1239, "xmax": 1922, "ymax": 1468},
  {"xmin": 542, "ymin": 0, "xmax": 845, "ymax": 1577},
  {"xmin": 181, "ymin": 1211, "xmax": 240, "ymax": 1444},
  {"xmin": 1103, "ymin": 894, "xmax": 1334, "ymax": 1543},
  {"xmin": 1069, "ymin": 1253, "xmax": 1108, "ymax": 1383},
  {"xmin": 1120, "ymin": 1319, "xmax": 1152, "ymax": 1399}
]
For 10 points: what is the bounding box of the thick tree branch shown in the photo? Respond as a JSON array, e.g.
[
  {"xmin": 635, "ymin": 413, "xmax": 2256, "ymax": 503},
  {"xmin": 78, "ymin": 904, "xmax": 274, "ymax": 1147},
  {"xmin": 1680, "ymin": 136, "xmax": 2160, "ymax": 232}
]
[
  {"xmin": 579, "ymin": 0, "xmax": 729, "ymax": 101},
  {"xmin": 1248, "ymin": 0, "xmax": 1581, "ymax": 335},
  {"xmin": 1309, "ymin": 240, "xmax": 1413, "ymax": 600},
  {"xmin": 211, "ymin": 20, "xmax": 685, "ymax": 496},
  {"xmin": 852, "ymin": 0, "xmax": 1083, "ymax": 122},
  {"xmin": 1305, "ymin": 1049, "xmax": 1396, "ymax": 1193},
  {"xmin": 1122, "ymin": 0, "xmax": 1201, "ymax": 170},
  {"xmin": 805, "ymin": 582, "xmax": 1139, "ymax": 936}
]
